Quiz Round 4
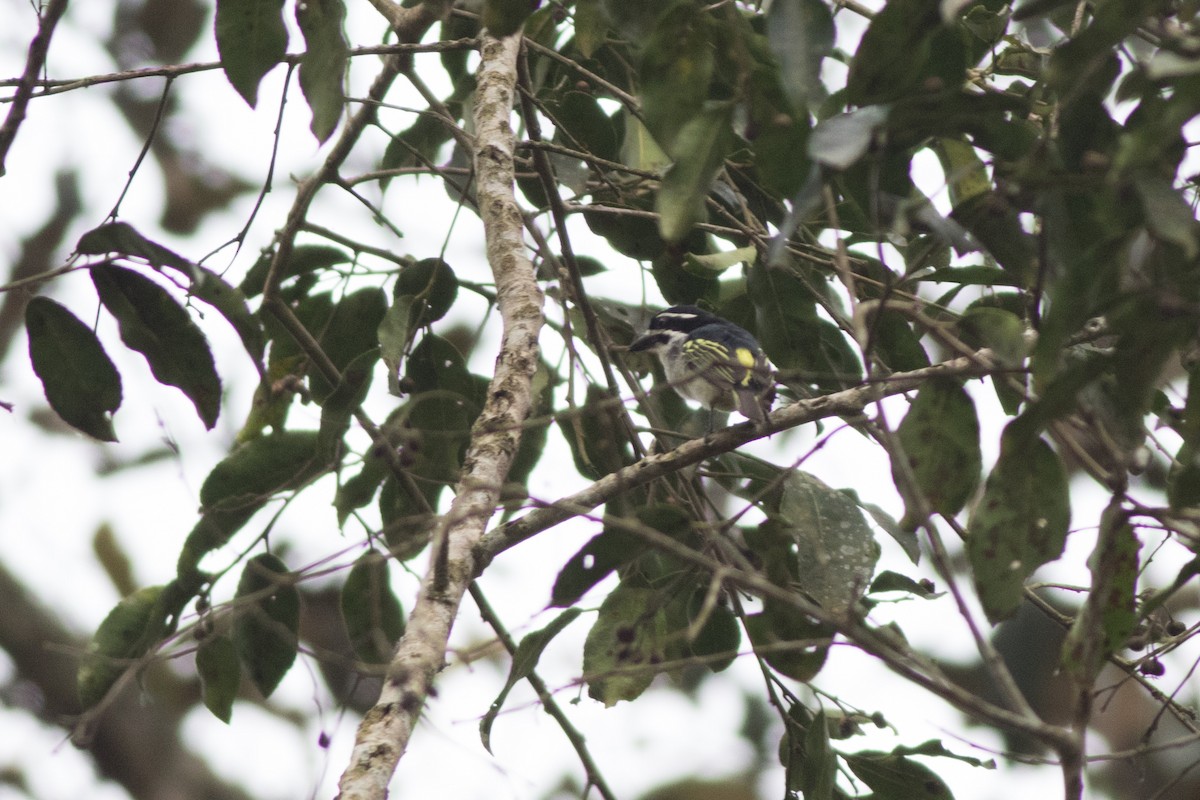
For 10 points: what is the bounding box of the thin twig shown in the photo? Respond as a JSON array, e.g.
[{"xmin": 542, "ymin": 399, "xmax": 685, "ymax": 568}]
[
  {"xmin": 0, "ymin": 0, "xmax": 69, "ymax": 177},
  {"xmin": 106, "ymin": 76, "xmax": 173, "ymax": 221},
  {"xmin": 468, "ymin": 584, "xmax": 619, "ymax": 800},
  {"xmin": 0, "ymin": 42, "xmax": 478, "ymax": 99}
]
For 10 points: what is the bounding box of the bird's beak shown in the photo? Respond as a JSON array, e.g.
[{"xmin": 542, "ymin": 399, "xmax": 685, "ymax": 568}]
[{"xmin": 628, "ymin": 333, "xmax": 655, "ymax": 352}]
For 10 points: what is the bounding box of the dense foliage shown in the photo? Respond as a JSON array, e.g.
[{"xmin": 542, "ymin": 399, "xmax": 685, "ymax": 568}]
[{"xmin": 6, "ymin": 0, "xmax": 1200, "ymax": 798}]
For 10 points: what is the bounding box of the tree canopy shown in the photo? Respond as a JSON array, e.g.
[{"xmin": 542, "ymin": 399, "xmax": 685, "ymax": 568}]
[{"xmin": 4, "ymin": 1, "xmax": 1200, "ymax": 799}]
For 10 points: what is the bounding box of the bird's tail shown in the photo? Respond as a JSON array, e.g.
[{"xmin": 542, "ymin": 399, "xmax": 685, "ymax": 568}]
[{"xmin": 736, "ymin": 385, "xmax": 774, "ymax": 431}]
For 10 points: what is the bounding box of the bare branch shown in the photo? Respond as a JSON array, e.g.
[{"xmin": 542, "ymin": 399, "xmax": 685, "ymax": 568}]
[{"xmin": 0, "ymin": 0, "xmax": 69, "ymax": 177}]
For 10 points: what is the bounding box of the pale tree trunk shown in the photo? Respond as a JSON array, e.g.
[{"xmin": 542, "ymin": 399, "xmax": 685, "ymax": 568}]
[{"xmin": 335, "ymin": 31, "xmax": 543, "ymax": 800}]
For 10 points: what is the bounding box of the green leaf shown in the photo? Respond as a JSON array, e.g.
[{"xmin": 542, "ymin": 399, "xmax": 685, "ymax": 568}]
[
  {"xmin": 554, "ymin": 91, "xmax": 619, "ymax": 163},
  {"xmin": 656, "ymin": 105, "xmax": 733, "ymax": 243},
  {"xmin": 550, "ymin": 526, "xmax": 638, "ymax": 608},
  {"xmin": 844, "ymin": 749, "xmax": 955, "ymax": 799},
  {"xmin": 949, "ymin": 191, "xmax": 1035, "ymax": 281},
  {"xmin": 482, "ymin": 0, "xmax": 538, "ymax": 37},
  {"xmin": 78, "ymin": 586, "xmax": 166, "ymax": 709},
  {"xmin": 620, "ymin": 111, "xmax": 672, "ymax": 174},
  {"xmin": 76, "ymin": 222, "xmax": 192, "ymax": 271},
  {"xmin": 197, "ymin": 634, "xmax": 241, "ymax": 723},
  {"xmin": 932, "ymin": 136, "xmax": 990, "ymax": 207},
  {"xmin": 765, "ymin": 0, "xmax": 834, "ymax": 114},
  {"xmin": 91, "ymin": 264, "xmax": 221, "ymax": 429},
  {"xmin": 317, "ymin": 348, "xmax": 376, "ymax": 460},
  {"xmin": 573, "ymin": 0, "xmax": 608, "ymax": 58},
  {"xmin": 215, "ymin": 0, "xmax": 288, "ymax": 107},
  {"xmin": 583, "ymin": 583, "xmax": 668, "ymax": 706},
  {"xmin": 968, "ymin": 426, "xmax": 1071, "ymax": 623},
  {"xmin": 335, "ymin": 451, "xmax": 390, "ymax": 525},
  {"xmin": 378, "ymin": 473, "xmax": 438, "ymax": 562},
  {"xmin": 802, "ymin": 710, "xmax": 837, "ymax": 800},
  {"xmin": 681, "ymin": 247, "xmax": 756, "ymax": 278},
  {"xmin": 889, "ymin": 739, "xmax": 995, "ymax": 769},
  {"xmin": 583, "ymin": 191, "xmax": 670, "ymax": 260},
  {"xmin": 405, "ymin": 332, "xmax": 477, "ymax": 397},
  {"xmin": 377, "ymin": 296, "xmax": 413, "ymax": 395},
  {"xmin": 925, "ymin": 265, "xmax": 1019, "ymax": 287},
  {"xmin": 310, "ymin": 287, "xmax": 387, "ymax": 403},
  {"xmin": 860, "ymin": 500, "xmax": 921, "ymax": 564},
  {"xmin": 178, "ymin": 431, "xmax": 327, "ymax": 578},
  {"xmin": 1060, "ymin": 499, "xmax": 1139, "ymax": 684},
  {"xmin": 231, "ymin": 554, "xmax": 299, "ymax": 698},
  {"xmin": 77, "ymin": 232, "xmax": 263, "ymax": 373},
  {"xmin": 394, "ymin": 258, "xmax": 458, "ymax": 327},
  {"xmin": 749, "ymin": 262, "xmax": 862, "ymax": 392},
  {"xmin": 25, "ymin": 297, "xmax": 122, "ymax": 441},
  {"xmin": 808, "ymin": 105, "xmax": 890, "ymax": 170},
  {"xmin": 240, "ymin": 244, "xmax": 351, "ymax": 298},
  {"xmin": 200, "ymin": 431, "xmax": 325, "ymax": 510},
  {"xmin": 868, "ymin": 570, "xmax": 940, "ymax": 599},
  {"xmin": 686, "ymin": 594, "xmax": 739, "ymax": 673},
  {"xmin": 557, "ymin": 385, "xmax": 634, "ymax": 481},
  {"xmin": 957, "ymin": 305, "xmax": 1029, "ymax": 368},
  {"xmin": 639, "ymin": 1, "xmax": 713, "ymax": 156},
  {"xmin": 341, "ymin": 551, "xmax": 406, "ymax": 665},
  {"xmin": 893, "ymin": 377, "xmax": 982, "ymax": 522},
  {"xmin": 743, "ymin": 607, "xmax": 830, "ymax": 682},
  {"xmin": 551, "ymin": 506, "xmax": 686, "ymax": 607},
  {"xmin": 481, "ymin": 608, "xmax": 582, "ymax": 752},
  {"xmin": 1132, "ymin": 172, "xmax": 1199, "ymax": 259},
  {"xmin": 190, "ymin": 266, "xmax": 266, "ymax": 371},
  {"xmin": 846, "ymin": 0, "xmax": 943, "ymax": 105},
  {"xmin": 296, "ymin": 0, "xmax": 348, "ymax": 142},
  {"xmin": 1169, "ymin": 365, "xmax": 1200, "ymax": 509},
  {"xmin": 776, "ymin": 472, "xmax": 881, "ymax": 614}
]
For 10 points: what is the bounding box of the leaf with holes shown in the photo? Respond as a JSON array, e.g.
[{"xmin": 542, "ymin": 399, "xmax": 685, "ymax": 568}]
[
  {"xmin": 583, "ymin": 583, "xmax": 668, "ymax": 706},
  {"xmin": 777, "ymin": 472, "xmax": 881, "ymax": 614},
  {"xmin": 968, "ymin": 424, "xmax": 1070, "ymax": 623},
  {"xmin": 893, "ymin": 376, "xmax": 982, "ymax": 522}
]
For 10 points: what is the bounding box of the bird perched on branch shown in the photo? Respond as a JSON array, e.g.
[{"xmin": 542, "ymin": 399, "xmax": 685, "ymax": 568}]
[{"xmin": 629, "ymin": 305, "xmax": 776, "ymax": 429}]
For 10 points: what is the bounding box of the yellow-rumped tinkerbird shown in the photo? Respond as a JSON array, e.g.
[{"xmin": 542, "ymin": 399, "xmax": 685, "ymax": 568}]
[{"xmin": 629, "ymin": 305, "xmax": 776, "ymax": 429}]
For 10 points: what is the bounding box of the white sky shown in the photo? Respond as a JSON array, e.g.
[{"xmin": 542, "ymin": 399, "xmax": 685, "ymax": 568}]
[{"xmin": 2, "ymin": 2, "xmax": 1198, "ymax": 800}]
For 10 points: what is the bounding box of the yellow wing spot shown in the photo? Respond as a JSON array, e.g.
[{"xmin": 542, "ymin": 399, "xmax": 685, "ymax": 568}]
[{"xmin": 734, "ymin": 348, "xmax": 757, "ymax": 384}]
